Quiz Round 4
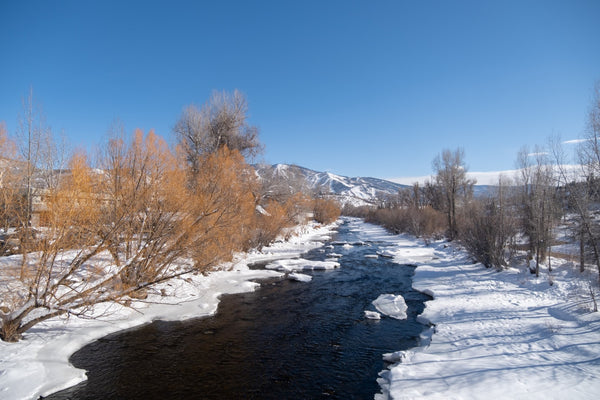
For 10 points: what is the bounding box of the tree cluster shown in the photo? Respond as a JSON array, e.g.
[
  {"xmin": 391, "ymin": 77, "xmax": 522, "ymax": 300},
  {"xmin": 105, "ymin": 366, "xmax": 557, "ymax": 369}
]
[
  {"xmin": 344, "ymin": 83, "xmax": 600, "ymax": 286},
  {"xmin": 0, "ymin": 90, "xmax": 337, "ymax": 342}
]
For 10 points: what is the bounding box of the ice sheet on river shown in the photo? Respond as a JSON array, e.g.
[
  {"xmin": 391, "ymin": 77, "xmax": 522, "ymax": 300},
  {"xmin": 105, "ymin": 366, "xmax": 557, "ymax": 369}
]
[
  {"xmin": 288, "ymin": 272, "xmax": 312, "ymax": 282},
  {"xmin": 372, "ymin": 294, "xmax": 408, "ymax": 320},
  {"xmin": 265, "ymin": 258, "xmax": 340, "ymax": 272}
]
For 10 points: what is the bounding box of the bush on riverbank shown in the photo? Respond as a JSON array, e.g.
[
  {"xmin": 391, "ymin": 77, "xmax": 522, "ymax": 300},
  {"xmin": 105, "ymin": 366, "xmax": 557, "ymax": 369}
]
[
  {"xmin": 343, "ymin": 205, "xmax": 445, "ymax": 240},
  {"xmin": 313, "ymin": 198, "xmax": 341, "ymax": 225}
]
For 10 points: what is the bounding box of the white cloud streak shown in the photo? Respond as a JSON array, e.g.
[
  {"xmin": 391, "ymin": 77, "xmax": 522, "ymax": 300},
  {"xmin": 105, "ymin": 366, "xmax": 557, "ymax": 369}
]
[
  {"xmin": 527, "ymin": 152, "xmax": 548, "ymax": 158},
  {"xmin": 563, "ymin": 138, "xmax": 588, "ymax": 145},
  {"xmin": 388, "ymin": 165, "xmax": 585, "ymax": 186}
]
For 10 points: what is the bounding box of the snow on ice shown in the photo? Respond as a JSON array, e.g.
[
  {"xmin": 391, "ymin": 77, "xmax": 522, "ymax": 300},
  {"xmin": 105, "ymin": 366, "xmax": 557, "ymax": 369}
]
[
  {"xmin": 288, "ymin": 272, "xmax": 312, "ymax": 282},
  {"xmin": 372, "ymin": 294, "xmax": 408, "ymax": 320},
  {"xmin": 365, "ymin": 310, "xmax": 382, "ymax": 320},
  {"xmin": 265, "ymin": 258, "xmax": 339, "ymax": 272}
]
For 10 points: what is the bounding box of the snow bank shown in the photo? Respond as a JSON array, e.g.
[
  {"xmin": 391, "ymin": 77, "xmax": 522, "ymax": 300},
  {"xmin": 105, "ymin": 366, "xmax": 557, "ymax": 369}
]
[
  {"xmin": 372, "ymin": 294, "xmax": 408, "ymax": 320},
  {"xmin": 265, "ymin": 258, "xmax": 340, "ymax": 272},
  {"xmin": 333, "ymin": 218, "xmax": 600, "ymax": 399},
  {"xmin": 377, "ymin": 240, "xmax": 600, "ymax": 400},
  {"xmin": 0, "ymin": 221, "xmax": 339, "ymax": 400}
]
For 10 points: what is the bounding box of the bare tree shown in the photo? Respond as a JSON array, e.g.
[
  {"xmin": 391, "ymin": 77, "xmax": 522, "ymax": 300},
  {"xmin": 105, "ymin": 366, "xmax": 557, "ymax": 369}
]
[
  {"xmin": 580, "ymin": 82, "xmax": 600, "ymax": 177},
  {"xmin": 174, "ymin": 90, "xmax": 261, "ymax": 182},
  {"xmin": 460, "ymin": 175, "xmax": 517, "ymax": 269},
  {"xmin": 548, "ymin": 136, "xmax": 586, "ymax": 272},
  {"xmin": 515, "ymin": 146, "xmax": 560, "ymax": 276},
  {"xmin": 432, "ymin": 148, "xmax": 475, "ymax": 241},
  {"xmin": 0, "ymin": 123, "xmax": 24, "ymax": 238},
  {"xmin": 13, "ymin": 90, "xmax": 69, "ymax": 270},
  {"xmin": 560, "ymin": 83, "xmax": 600, "ymax": 283}
]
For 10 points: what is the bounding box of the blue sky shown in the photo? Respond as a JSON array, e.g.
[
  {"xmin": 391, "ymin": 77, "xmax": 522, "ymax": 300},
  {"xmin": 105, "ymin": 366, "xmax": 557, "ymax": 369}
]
[{"xmin": 1, "ymin": 0, "xmax": 599, "ymax": 181}]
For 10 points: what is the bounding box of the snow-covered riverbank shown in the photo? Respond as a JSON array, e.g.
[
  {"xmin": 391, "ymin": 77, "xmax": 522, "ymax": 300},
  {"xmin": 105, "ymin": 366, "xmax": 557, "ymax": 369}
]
[
  {"xmin": 377, "ymin": 239, "xmax": 600, "ymax": 399},
  {"xmin": 0, "ymin": 222, "xmax": 338, "ymax": 400},
  {"xmin": 3, "ymin": 217, "xmax": 599, "ymax": 399}
]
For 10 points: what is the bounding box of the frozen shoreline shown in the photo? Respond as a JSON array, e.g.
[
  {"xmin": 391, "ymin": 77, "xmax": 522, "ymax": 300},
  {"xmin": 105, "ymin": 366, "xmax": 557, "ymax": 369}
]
[
  {"xmin": 377, "ymin": 241, "xmax": 600, "ymax": 399},
  {"xmin": 0, "ymin": 221, "xmax": 338, "ymax": 400},
  {"xmin": 2, "ymin": 217, "xmax": 599, "ymax": 399}
]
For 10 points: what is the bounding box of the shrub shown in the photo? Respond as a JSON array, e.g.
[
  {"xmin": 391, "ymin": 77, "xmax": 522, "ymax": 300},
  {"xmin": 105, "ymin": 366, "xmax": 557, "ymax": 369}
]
[
  {"xmin": 313, "ymin": 198, "xmax": 341, "ymax": 224},
  {"xmin": 459, "ymin": 198, "xmax": 516, "ymax": 269},
  {"xmin": 363, "ymin": 206, "xmax": 445, "ymax": 239}
]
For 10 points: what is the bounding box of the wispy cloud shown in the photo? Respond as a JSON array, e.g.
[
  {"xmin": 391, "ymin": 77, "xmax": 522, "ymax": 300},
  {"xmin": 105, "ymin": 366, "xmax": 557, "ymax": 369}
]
[
  {"xmin": 388, "ymin": 165, "xmax": 584, "ymax": 186},
  {"xmin": 527, "ymin": 152, "xmax": 548, "ymax": 158},
  {"xmin": 387, "ymin": 175, "xmax": 433, "ymax": 186},
  {"xmin": 389, "ymin": 172, "xmax": 509, "ymax": 186},
  {"xmin": 563, "ymin": 138, "xmax": 588, "ymax": 145}
]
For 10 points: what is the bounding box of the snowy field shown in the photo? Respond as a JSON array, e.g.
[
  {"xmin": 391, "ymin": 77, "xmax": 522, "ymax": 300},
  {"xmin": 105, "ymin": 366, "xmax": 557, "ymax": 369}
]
[
  {"xmin": 329, "ymin": 219, "xmax": 600, "ymax": 399},
  {"xmin": 0, "ymin": 222, "xmax": 338, "ymax": 400},
  {"xmin": 377, "ymin": 240, "xmax": 600, "ymax": 399}
]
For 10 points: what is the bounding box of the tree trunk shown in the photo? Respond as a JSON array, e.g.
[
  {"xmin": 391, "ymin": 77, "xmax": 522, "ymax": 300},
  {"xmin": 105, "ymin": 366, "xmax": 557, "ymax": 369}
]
[
  {"xmin": 0, "ymin": 318, "xmax": 22, "ymax": 342},
  {"xmin": 580, "ymin": 227, "xmax": 586, "ymax": 273}
]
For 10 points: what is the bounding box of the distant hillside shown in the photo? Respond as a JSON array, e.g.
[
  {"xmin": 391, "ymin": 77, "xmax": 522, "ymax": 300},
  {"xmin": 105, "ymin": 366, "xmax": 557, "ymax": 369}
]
[{"xmin": 254, "ymin": 164, "xmax": 407, "ymax": 206}]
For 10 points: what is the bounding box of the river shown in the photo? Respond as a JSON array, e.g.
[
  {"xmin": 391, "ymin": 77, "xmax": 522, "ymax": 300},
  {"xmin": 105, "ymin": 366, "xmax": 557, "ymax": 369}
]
[{"xmin": 46, "ymin": 218, "xmax": 430, "ymax": 399}]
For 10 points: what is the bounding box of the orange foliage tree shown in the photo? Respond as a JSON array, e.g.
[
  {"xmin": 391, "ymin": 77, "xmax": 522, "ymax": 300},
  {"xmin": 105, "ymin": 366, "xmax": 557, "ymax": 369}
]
[
  {"xmin": 313, "ymin": 197, "xmax": 341, "ymax": 225},
  {"xmin": 186, "ymin": 146, "xmax": 257, "ymax": 265},
  {"xmin": 0, "ymin": 129, "xmax": 264, "ymax": 342},
  {"xmin": 1, "ymin": 92, "xmax": 328, "ymax": 342}
]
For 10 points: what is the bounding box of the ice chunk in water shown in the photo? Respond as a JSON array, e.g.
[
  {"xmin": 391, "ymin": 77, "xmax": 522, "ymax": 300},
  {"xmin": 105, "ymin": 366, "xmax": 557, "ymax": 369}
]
[
  {"xmin": 364, "ymin": 310, "xmax": 381, "ymax": 320},
  {"xmin": 288, "ymin": 272, "xmax": 312, "ymax": 282},
  {"xmin": 372, "ymin": 294, "xmax": 407, "ymax": 320}
]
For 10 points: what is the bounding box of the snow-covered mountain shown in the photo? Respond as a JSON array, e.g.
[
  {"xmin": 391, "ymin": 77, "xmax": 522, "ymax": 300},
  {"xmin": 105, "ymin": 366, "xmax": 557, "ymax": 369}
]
[{"xmin": 254, "ymin": 164, "xmax": 406, "ymax": 206}]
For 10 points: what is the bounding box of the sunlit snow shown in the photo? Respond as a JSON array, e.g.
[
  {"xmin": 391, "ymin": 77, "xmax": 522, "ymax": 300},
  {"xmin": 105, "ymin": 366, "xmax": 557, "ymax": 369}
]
[
  {"xmin": 372, "ymin": 294, "xmax": 408, "ymax": 320},
  {"xmin": 288, "ymin": 272, "xmax": 312, "ymax": 282},
  {"xmin": 265, "ymin": 258, "xmax": 339, "ymax": 272},
  {"xmin": 376, "ymin": 240, "xmax": 600, "ymax": 400},
  {"xmin": 364, "ymin": 310, "xmax": 381, "ymax": 320},
  {"xmin": 0, "ymin": 221, "xmax": 339, "ymax": 400},
  {"xmin": 2, "ymin": 217, "xmax": 600, "ymax": 400}
]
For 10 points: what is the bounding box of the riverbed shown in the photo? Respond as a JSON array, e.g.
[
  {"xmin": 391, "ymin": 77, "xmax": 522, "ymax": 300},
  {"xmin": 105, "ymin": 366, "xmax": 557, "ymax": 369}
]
[{"xmin": 46, "ymin": 218, "xmax": 431, "ymax": 399}]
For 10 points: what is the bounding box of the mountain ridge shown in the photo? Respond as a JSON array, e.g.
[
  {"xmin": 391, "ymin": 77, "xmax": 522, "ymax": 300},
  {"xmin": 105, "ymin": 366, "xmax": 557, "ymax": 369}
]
[{"xmin": 254, "ymin": 163, "xmax": 407, "ymax": 206}]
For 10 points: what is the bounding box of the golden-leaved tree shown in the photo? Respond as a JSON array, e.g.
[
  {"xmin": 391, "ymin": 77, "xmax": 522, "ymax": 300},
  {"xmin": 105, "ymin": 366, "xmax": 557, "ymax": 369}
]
[
  {"xmin": 186, "ymin": 146, "xmax": 257, "ymax": 266},
  {"xmin": 0, "ymin": 128, "xmax": 262, "ymax": 342},
  {"xmin": 1, "ymin": 90, "xmax": 330, "ymax": 342}
]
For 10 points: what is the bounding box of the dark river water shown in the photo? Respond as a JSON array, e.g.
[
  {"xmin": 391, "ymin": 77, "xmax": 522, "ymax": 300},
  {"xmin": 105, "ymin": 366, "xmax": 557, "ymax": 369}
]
[{"xmin": 47, "ymin": 219, "xmax": 430, "ymax": 400}]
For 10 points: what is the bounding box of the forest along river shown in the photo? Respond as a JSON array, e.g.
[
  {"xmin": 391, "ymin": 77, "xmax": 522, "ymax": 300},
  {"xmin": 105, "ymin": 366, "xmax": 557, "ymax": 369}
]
[{"xmin": 47, "ymin": 219, "xmax": 431, "ymax": 399}]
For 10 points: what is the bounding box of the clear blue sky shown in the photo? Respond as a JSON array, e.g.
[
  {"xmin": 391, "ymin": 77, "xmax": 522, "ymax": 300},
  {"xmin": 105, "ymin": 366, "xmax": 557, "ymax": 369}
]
[{"xmin": 1, "ymin": 0, "xmax": 599, "ymax": 180}]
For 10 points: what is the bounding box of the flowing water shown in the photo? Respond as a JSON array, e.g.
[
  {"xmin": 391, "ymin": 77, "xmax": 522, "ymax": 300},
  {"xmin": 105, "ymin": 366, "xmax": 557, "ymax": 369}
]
[{"xmin": 47, "ymin": 220, "xmax": 430, "ymax": 399}]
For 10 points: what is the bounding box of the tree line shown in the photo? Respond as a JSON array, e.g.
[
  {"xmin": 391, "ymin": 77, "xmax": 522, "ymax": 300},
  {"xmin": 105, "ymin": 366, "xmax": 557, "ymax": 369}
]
[
  {"xmin": 346, "ymin": 84, "xmax": 600, "ymax": 290},
  {"xmin": 0, "ymin": 89, "xmax": 340, "ymax": 342}
]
